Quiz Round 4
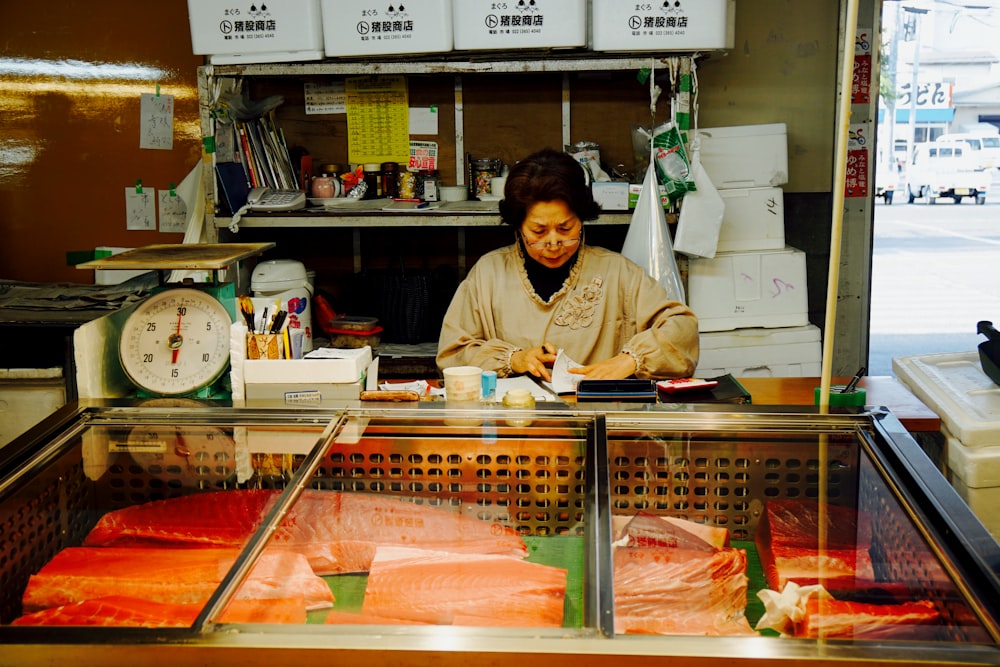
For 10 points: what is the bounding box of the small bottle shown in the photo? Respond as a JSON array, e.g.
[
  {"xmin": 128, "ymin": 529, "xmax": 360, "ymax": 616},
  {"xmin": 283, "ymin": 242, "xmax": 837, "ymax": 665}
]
[
  {"xmin": 481, "ymin": 370, "xmax": 497, "ymax": 403},
  {"xmin": 363, "ymin": 163, "xmax": 381, "ymax": 200},
  {"xmin": 380, "ymin": 161, "xmax": 399, "ymax": 198}
]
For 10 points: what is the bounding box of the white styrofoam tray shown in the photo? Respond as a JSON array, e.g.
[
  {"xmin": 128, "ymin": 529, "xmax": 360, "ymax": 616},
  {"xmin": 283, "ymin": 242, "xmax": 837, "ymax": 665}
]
[{"xmin": 892, "ymin": 351, "xmax": 1000, "ymax": 448}]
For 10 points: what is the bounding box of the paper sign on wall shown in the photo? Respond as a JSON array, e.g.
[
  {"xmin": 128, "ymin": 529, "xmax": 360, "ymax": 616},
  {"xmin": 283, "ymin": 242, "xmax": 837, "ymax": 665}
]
[
  {"xmin": 125, "ymin": 187, "xmax": 156, "ymax": 230},
  {"xmin": 346, "ymin": 75, "xmax": 410, "ymax": 165},
  {"xmin": 158, "ymin": 190, "xmax": 187, "ymax": 233},
  {"xmin": 140, "ymin": 93, "xmax": 174, "ymax": 150}
]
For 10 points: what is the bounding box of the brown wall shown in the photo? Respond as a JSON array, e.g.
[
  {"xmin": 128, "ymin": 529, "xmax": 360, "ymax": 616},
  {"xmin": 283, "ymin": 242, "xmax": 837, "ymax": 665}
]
[{"xmin": 0, "ymin": 1, "xmax": 203, "ymax": 283}]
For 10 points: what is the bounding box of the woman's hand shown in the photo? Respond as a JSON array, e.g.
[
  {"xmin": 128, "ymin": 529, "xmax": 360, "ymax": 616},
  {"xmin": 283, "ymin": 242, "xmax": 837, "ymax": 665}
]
[
  {"xmin": 568, "ymin": 353, "xmax": 637, "ymax": 380},
  {"xmin": 510, "ymin": 343, "xmax": 558, "ymax": 381}
]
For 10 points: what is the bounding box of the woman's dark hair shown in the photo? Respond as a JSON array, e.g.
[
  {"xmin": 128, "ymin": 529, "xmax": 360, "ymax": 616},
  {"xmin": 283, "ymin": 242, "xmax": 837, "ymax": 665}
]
[{"xmin": 498, "ymin": 148, "xmax": 601, "ymax": 226}]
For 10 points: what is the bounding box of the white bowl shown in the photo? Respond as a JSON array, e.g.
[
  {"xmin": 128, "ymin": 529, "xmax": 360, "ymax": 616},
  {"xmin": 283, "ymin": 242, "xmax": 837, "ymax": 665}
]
[{"xmin": 439, "ymin": 186, "xmax": 468, "ymax": 202}]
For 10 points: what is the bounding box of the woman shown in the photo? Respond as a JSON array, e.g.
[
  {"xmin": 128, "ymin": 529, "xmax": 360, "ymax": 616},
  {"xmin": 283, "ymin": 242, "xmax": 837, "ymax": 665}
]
[{"xmin": 437, "ymin": 148, "xmax": 698, "ymax": 382}]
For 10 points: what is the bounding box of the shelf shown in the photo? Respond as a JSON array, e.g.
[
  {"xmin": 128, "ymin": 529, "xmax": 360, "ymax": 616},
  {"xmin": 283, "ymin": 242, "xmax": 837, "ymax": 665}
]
[
  {"xmin": 203, "ymin": 51, "xmax": 712, "ymax": 78},
  {"xmin": 217, "ymin": 211, "xmax": 637, "ymax": 229}
]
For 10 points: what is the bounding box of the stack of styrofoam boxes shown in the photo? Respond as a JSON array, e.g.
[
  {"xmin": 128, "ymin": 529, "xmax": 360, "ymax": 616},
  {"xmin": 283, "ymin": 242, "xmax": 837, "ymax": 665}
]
[
  {"xmin": 323, "ymin": 0, "xmax": 454, "ymax": 57},
  {"xmin": 685, "ymin": 123, "xmax": 822, "ymax": 378},
  {"xmin": 589, "ymin": 0, "xmax": 735, "ymax": 51},
  {"xmin": 453, "ymin": 0, "xmax": 588, "ymax": 51},
  {"xmin": 187, "ymin": 0, "xmax": 326, "ymax": 64},
  {"xmin": 893, "ymin": 351, "xmax": 1000, "ymax": 541}
]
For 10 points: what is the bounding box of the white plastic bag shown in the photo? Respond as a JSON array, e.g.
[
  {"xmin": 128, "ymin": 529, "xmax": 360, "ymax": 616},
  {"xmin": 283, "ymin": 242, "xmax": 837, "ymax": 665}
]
[
  {"xmin": 621, "ymin": 161, "xmax": 686, "ymax": 304},
  {"xmin": 673, "ymin": 147, "xmax": 725, "ymax": 258}
]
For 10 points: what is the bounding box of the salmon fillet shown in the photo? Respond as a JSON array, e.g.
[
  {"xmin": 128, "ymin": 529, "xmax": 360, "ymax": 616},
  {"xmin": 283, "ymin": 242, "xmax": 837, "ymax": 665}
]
[
  {"xmin": 84, "ymin": 489, "xmax": 528, "ymax": 575},
  {"xmin": 613, "ymin": 512, "xmax": 715, "ymax": 552},
  {"xmin": 796, "ymin": 598, "xmax": 941, "ymax": 640},
  {"xmin": 362, "ymin": 546, "xmax": 567, "ymax": 627},
  {"xmin": 21, "ymin": 547, "xmax": 333, "ymax": 613},
  {"xmin": 612, "ymin": 514, "xmax": 729, "ymax": 550},
  {"xmin": 614, "ymin": 546, "xmax": 753, "ymax": 636},
  {"xmin": 12, "ymin": 595, "xmax": 307, "ymax": 627},
  {"xmin": 755, "ymin": 500, "xmax": 876, "ymax": 591}
]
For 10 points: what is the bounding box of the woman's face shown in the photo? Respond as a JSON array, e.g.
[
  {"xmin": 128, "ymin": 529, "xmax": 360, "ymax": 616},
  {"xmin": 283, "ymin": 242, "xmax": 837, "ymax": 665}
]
[{"xmin": 520, "ymin": 200, "xmax": 582, "ymax": 269}]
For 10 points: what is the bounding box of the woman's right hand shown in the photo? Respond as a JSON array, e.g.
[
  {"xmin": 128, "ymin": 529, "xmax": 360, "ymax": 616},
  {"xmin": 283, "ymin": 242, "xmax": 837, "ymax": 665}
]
[{"xmin": 510, "ymin": 343, "xmax": 557, "ymax": 382}]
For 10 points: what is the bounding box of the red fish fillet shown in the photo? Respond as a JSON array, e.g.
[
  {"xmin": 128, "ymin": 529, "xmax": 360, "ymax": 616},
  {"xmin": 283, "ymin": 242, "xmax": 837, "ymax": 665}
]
[
  {"xmin": 755, "ymin": 500, "xmax": 876, "ymax": 591},
  {"xmin": 21, "ymin": 547, "xmax": 333, "ymax": 613},
  {"xmin": 84, "ymin": 489, "xmax": 528, "ymax": 575},
  {"xmin": 614, "ymin": 546, "xmax": 754, "ymax": 636},
  {"xmin": 12, "ymin": 595, "xmax": 307, "ymax": 627},
  {"xmin": 362, "ymin": 546, "xmax": 567, "ymax": 627},
  {"xmin": 795, "ymin": 598, "xmax": 941, "ymax": 640}
]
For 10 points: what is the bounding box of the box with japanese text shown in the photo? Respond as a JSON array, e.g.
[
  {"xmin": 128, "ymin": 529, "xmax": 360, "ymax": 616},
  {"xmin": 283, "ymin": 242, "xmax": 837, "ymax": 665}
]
[
  {"xmin": 187, "ymin": 0, "xmax": 324, "ymax": 64},
  {"xmin": 323, "ymin": 0, "xmax": 453, "ymax": 57},
  {"xmin": 454, "ymin": 0, "xmax": 587, "ymax": 50},
  {"xmin": 590, "ymin": 0, "xmax": 734, "ymax": 51},
  {"xmin": 687, "ymin": 246, "xmax": 809, "ymax": 332}
]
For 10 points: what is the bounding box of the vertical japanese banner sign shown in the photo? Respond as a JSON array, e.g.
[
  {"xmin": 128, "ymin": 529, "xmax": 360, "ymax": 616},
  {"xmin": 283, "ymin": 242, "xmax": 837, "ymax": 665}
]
[
  {"xmin": 846, "ymin": 28, "xmax": 873, "ymax": 198},
  {"xmin": 847, "ymin": 125, "xmax": 869, "ymax": 198}
]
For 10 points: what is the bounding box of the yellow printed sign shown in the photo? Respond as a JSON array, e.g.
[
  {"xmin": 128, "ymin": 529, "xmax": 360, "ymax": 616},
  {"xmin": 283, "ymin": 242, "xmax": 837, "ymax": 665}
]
[{"xmin": 346, "ymin": 75, "xmax": 410, "ymax": 165}]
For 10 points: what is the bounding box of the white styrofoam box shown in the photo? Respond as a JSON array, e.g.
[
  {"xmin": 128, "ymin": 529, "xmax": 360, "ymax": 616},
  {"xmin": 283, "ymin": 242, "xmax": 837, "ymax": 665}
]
[
  {"xmin": 0, "ymin": 368, "xmax": 66, "ymax": 447},
  {"xmin": 590, "ymin": 0, "xmax": 734, "ymax": 52},
  {"xmin": 687, "ymin": 246, "xmax": 809, "ymax": 333},
  {"xmin": 454, "ymin": 0, "xmax": 587, "ymax": 50},
  {"xmin": 187, "ymin": 0, "xmax": 324, "ymax": 64},
  {"xmin": 323, "ymin": 0, "xmax": 453, "ymax": 57},
  {"xmin": 892, "ymin": 351, "xmax": 1000, "ymax": 448},
  {"xmin": 940, "ymin": 423, "xmax": 1000, "ymax": 489},
  {"xmin": 716, "ymin": 187, "xmax": 786, "ymax": 253},
  {"xmin": 695, "ymin": 124, "xmax": 789, "ymax": 189},
  {"xmin": 946, "ymin": 474, "xmax": 1000, "ymax": 541},
  {"xmin": 245, "ymin": 379, "xmax": 363, "ymax": 403},
  {"xmin": 695, "ymin": 324, "xmax": 822, "ymax": 378},
  {"xmin": 244, "ymin": 346, "xmax": 372, "ymax": 385}
]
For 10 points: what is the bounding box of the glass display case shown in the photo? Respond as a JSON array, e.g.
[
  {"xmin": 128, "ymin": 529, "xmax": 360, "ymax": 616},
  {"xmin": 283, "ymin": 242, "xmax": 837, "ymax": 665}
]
[{"xmin": 0, "ymin": 400, "xmax": 998, "ymax": 666}]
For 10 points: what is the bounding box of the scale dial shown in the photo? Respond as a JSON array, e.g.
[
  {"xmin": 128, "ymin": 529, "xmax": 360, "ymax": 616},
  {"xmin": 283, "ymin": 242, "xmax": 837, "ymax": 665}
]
[{"xmin": 119, "ymin": 288, "xmax": 232, "ymax": 396}]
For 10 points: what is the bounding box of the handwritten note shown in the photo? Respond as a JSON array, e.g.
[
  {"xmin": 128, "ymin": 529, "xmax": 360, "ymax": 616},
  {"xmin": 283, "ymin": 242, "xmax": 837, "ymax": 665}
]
[
  {"xmin": 304, "ymin": 81, "xmax": 346, "ymax": 115},
  {"xmin": 345, "ymin": 75, "xmax": 410, "ymax": 165},
  {"xmin": 125, "ymin": 187, "xmax": 156, "ymax": 230},
  {"xmin": 158, "ymin": 190, "xmax": 187, "ymax": 233},
  {"xmin": 140, "ymin": 93, "xmax": 174, "ymax": 150}
]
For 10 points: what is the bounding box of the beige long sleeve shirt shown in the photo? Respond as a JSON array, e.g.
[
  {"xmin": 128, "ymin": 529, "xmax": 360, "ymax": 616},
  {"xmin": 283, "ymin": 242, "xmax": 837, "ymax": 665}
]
[{"xmin": 436, "ymin": 242, "xmax": 699, "ymax": 379}]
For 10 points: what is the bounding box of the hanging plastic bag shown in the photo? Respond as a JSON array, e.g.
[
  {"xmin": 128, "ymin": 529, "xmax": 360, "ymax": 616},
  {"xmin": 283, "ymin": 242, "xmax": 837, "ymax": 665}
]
[
  {"xmin": 621, "ymin": 161, "xmax": 686, "ymax": 304},
  {"xmin": 673, "ymin": 146, "xmax": 725, "ymax": 258},
  {"xmin": 651, "ymin": 121, "xmax": 697, "ymax": 202}
]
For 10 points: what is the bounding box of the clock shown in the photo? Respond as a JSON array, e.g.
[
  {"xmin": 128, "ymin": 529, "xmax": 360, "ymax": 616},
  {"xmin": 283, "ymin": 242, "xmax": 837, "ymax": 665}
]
[{"xmin": 119, "ymin": 288, "xmax": 232, "ymax": 397}]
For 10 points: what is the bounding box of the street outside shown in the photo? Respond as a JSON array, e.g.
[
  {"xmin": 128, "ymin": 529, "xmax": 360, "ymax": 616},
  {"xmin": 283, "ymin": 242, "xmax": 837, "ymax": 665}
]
[{"xmin": 869, "ymin": 170, "xmax": 1000, "ymax": 375}]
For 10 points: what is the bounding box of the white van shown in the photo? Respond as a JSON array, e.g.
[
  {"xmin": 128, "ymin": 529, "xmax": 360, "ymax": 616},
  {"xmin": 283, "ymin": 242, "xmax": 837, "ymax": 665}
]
[
  {"xmin": 906, "ymin": 141, "xmax": 988, "ymax": 204},
  {"xmin": 936, "ymin": 132, "xmax": 999, "ymax": 170}
]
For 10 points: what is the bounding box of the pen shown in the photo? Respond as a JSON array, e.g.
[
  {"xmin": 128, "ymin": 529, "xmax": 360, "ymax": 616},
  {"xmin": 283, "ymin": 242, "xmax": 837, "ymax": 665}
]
[{"xmin": 842, "ymin": 366, "xmax": 866, "ymax": 393}]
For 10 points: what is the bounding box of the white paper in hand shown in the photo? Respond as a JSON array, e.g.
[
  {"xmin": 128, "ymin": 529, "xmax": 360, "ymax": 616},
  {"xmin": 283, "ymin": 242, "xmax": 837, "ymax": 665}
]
[
  {"xmin": 542, "ymin": 349, "xmax": 585, "ymax": 395},
  {"xmin": 621, "ymin": 161, "xmax": 686, "ymax": 303}
]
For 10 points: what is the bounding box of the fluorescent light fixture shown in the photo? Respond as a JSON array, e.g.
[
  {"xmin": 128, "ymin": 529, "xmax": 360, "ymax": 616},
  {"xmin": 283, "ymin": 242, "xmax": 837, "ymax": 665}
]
[{"xmin": 0, "ymin": 57, "xmax": 167, "ymax": 81}]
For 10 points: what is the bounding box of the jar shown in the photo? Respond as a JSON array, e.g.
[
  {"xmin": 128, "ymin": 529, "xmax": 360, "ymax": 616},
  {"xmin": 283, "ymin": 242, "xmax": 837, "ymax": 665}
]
[
  {"xmin": 398, "ymin": 170, "xmax": 417, "ymax": 199},
  {"xmin": 362, "ymin": 163, "xmax": 381, "ymax": 200},
  {"xmin": 471, "ymin": 157, "xmax": 503, "ymax": 197},
  {"xmin": 310, "ymin": 173, "xmax": 337, "ymax": 199},
  {"xmin": 380, "ymin": 162, "xmax": 399, "ymax": 198},
  {"xmin": 502, "ymin": 387, "xmax": 535, "ymax": 426}
]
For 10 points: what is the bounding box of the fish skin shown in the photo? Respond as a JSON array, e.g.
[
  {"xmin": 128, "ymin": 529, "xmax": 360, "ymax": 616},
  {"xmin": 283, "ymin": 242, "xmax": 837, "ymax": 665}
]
[
  {"xmin": 615, "ymin": 511, "xmax": 715, "ymax": 552},
  {"xmin": 84, "ymin": 489, "xmax": 528, "ymax": 575},
  {"xmin": 21, "ymin": 547, "xmax": 333, "ymax": 614},
  {"xmin": 11, "ymin": 595, "xmax": 308, "ymax": 627},
  {"xmin": 362, "ymin": 546, "xmax": 567, "ymax": 627}
]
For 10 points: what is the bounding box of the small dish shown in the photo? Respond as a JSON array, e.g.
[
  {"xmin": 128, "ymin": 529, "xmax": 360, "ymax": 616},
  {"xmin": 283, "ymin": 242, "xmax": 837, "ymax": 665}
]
[{"xmin": 307, "ymin": 197, "xmax": 341, "ymax": 206}]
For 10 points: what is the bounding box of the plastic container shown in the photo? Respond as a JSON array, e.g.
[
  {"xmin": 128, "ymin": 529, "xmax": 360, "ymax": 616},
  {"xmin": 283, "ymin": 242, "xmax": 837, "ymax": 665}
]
[
  {"xmin": 814, "ymin": 386, "xmax": 867, "ymax": 407},
  {"xmin": 251, "ymin": 259, "xmax": 314, "ymax": 352},
  {"xmin": 443, "ymin": 366, "xmax": 482, "ymax": 401}
]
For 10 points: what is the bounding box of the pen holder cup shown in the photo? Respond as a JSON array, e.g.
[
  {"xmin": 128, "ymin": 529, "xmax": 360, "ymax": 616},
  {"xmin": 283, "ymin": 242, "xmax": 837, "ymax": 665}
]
[
  {"xmin": 247, "ymin": 333, "xmax": 281, "ymax": 360},
  {"xmin": 814, "ymin": 386, "xmax": 867, "ymax": 407}
]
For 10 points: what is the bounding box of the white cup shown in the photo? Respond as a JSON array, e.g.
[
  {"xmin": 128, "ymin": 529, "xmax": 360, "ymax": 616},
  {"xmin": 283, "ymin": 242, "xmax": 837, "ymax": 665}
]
[
  {"xmin": 443, "ymin": 366, "xmax": 483, "ymax": 401},
  {"xmin": 490, "ymin": 176, "xmax": 507, "ymax": 197}
]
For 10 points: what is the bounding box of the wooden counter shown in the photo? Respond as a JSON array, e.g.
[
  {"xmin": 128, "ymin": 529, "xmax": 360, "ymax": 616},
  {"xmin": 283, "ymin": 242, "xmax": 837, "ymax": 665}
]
[{"xmin": 738, "ymin": 375, "xmax": 941, "ymax": 433}]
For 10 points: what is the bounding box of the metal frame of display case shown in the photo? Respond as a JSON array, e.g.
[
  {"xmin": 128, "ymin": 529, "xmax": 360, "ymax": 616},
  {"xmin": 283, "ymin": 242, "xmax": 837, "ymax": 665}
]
[{"xmin": 0, "ymin": 400, "xmax": 998, "ymax": 666}]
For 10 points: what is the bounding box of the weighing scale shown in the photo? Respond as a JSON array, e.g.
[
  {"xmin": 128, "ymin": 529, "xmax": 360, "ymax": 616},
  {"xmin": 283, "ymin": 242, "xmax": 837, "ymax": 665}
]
[{"xmin": 76, "ymin": 243, "xmax": 274, "ymax": 398}]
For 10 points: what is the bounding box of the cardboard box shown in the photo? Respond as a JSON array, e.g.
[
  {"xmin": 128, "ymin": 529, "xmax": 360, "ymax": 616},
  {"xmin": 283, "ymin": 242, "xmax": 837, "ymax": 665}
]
[
  {"xmin": 695, "ymin": 325, "xmax": 822, "ymax": 378},
  {"xmin": 187, "ymin": 0, "xmax": 324, "ymax": 64},
  {"xmin": 323, "ymin": 0, "xmax": 453, "ymax": 57},
  {"xmin": 716, "ymin": 187, "xmax": 786, "ymax": 252},
  {"xmin": 695, "ymin": 124, "xmax": 789, "ymax": 189},
  {"xmin": 687, "ymin": 246, "xmax": 809, "ymax": 332},
  {"xmin": 243, "ymin": 346, "xmax": 372, "ymax": 385},
  {"xmin": 453, "ymin": 0, "xmax": 587, "ymax": 50},
  {"xmin": 590, "ymin": 0, "xmax": 734, "ymax": 52}
]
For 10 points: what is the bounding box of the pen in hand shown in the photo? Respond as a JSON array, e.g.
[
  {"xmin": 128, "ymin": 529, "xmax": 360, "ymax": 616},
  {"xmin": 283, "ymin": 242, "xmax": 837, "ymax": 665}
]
[{"xmin": 842, "ymin": 366, "xmax": 866, "ymax": 393}]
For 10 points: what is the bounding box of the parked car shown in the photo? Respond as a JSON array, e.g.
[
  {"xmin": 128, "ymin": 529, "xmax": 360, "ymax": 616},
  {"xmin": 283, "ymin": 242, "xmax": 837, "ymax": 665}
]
[
  {"xmin": 936, "ymin": 132, "xmax": 1000, "ymax": 171},
  {"xmin": 906, "ymin": 141, "xmax": 987, "ymax": 205}
]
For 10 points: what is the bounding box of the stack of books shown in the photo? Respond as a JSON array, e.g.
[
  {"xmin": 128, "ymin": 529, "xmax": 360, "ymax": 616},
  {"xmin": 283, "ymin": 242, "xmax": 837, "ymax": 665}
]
[{"xmin": 229, "ymin": 111, "xmax": 297, "ymax": 190}]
